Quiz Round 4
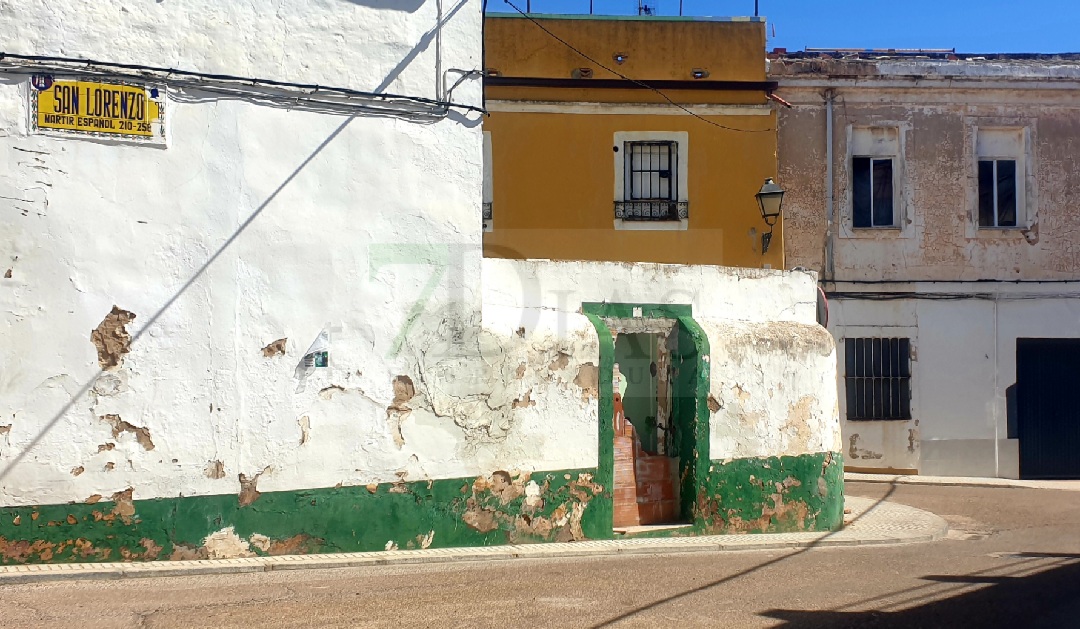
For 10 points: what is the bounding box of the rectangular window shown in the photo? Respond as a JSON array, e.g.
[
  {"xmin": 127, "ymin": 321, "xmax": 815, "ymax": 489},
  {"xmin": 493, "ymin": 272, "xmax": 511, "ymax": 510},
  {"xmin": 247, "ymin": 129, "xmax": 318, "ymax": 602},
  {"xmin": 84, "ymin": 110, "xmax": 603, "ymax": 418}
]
[
  {"xmin": 615, "ymin": 140, "xmax": 685, "ymax": 221},
  {"xmin": 978, "ymin": 159, "xmax": 1017, "ymax": 227},
  {"xmin": 845, "ymin": 337, "xmax": 911, "ymax": 421},
  {"xmin": 975, "ymin": 128, "xmax": 1026, "ymax": 230},
  {"xmin": 626, "ymin": 141, "xmax": 677, "ymax": 201},
  {"xmin": 613, "ymin": 132, "xmax": 688, "ymax": 225},
  {"xmin": 852, "ymin": 157, "xmax": 895, "ymax": 228}
]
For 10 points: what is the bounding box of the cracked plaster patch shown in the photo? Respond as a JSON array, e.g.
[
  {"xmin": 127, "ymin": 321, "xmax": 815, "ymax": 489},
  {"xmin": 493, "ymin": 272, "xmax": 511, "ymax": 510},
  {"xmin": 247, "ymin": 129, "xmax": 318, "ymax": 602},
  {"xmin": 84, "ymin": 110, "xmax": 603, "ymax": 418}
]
[{"xmin": 91, "ymin": 306, "xmax": 136, "ymax": 370}]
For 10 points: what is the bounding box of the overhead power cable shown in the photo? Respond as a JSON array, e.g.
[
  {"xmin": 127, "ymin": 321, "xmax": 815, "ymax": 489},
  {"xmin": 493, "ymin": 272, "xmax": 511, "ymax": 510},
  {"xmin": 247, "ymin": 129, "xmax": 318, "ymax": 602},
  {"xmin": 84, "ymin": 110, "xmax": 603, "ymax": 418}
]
[
  {"xmin": 501, "ymin": 0, "xmax": 773, "ymax": 133},
  {"xmin": 0, "ymin": 52, "xmax": 486, "ymax": 118},
  {"xmin": 825, "ymin": 291, "xmax": 1080, "ymax": 301}
]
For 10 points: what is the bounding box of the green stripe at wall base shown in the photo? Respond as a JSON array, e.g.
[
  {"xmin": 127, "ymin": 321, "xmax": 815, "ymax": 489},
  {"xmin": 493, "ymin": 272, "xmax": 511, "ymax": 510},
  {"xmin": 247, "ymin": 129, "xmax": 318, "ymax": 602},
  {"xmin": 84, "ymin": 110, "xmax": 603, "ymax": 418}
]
[
  {"xmin": 696, "ymin": 451, "xmax": 844, "ymax": 534},
  {"xmin": 0, "ymin": 468, "xmax": 608, "ymax": 565},
  {"xmin": 0, "ymin": 451, "xmax": 842, "ymax": 564}
]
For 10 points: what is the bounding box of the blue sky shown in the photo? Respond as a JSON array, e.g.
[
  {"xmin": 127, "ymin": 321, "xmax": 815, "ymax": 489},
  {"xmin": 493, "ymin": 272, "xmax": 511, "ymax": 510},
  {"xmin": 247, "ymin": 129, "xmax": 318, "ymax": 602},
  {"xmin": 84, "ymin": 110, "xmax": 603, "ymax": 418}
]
[{"xmin": 489, "ymin": 1, "xmax": 1080, "ymax": 53}]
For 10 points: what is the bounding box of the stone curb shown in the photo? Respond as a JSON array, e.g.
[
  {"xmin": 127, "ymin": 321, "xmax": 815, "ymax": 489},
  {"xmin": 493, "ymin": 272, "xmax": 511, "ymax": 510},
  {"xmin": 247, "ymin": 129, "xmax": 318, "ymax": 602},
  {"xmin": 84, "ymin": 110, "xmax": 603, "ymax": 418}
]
[
  {"xmin": 846, "ymin": 472, "xmax": 1080, "ymax": 491},
  {"xmin": 0, "ymin": 497, "xmax": 947, "ymax": 585}
]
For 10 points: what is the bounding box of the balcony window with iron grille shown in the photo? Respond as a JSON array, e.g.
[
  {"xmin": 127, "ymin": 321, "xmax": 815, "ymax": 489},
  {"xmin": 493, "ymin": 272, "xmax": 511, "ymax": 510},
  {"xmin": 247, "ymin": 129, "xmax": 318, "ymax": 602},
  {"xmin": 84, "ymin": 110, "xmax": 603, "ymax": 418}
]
[
  {"xmin": 845, "ymin": 337, "xmax": 912, "ymax": 421},
  {"xmin": 615, "ymin": 141, "xmax": 688, "ymax": 222}
]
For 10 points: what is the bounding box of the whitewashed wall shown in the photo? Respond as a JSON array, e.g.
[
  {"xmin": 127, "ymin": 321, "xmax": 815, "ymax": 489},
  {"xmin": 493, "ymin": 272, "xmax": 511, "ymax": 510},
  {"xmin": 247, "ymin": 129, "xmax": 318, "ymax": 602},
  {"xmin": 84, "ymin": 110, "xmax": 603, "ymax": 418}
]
[
  {"xmin": 6, "ymin": 0, "xmax": 476, "ymax": 99},
  {"xmin": 0, "ymin": 0, "xmax": 841, "ymax": 510},
  {"xmin": 481, "ymin": 258, "xmax": 819, "ymax": 325},
  {"xmin": 483, "ymin": 258, "xmax": 841, "ymax": 464},
  {"xmin": 706, "ymin": 320, "xmax": 840, "ymax": 461},
  {"xmin": 830, "ymin": 286, "xmax": 1080, "ymax": 478},
  {"xmin": 0, "ymin": 0, "xmax": 487, "ymax": 507}
]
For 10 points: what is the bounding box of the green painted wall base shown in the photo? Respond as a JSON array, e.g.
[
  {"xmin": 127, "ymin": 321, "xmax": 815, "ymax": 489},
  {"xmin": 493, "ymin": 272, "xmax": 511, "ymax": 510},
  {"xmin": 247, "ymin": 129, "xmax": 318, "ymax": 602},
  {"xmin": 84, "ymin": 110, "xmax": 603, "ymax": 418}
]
[
  {"xmin": 0, "ymin": 469, "xmax": 607, "ymax": 565},
  {"xmin": 696, "ymin": 451, "xmax": 844, "ymax": 534},
  {"xmin": 0, "ymin": 451, "xmax": 842, "ymax": 564}
]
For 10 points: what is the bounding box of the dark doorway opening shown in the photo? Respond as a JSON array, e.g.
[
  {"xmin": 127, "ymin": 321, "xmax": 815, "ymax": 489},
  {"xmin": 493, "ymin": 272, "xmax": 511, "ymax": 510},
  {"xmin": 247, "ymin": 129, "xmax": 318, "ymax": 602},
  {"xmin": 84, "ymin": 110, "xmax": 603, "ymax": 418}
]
[
  {"xmin": 609, "ymin": 322, "xmax": 698, "ymax": 530},
  {"xmin": 612, "ymin": 330, "xmax": 678, "ymax": 527}
]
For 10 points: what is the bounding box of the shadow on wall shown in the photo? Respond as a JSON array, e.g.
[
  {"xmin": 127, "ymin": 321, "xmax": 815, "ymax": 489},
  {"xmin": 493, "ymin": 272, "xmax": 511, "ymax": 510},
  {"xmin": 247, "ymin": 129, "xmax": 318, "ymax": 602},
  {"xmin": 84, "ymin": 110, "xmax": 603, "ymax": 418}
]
[
  {"xmin": 339, "ymin": 0, "xmax": 426, "ymax": 12},
  {"xmin": 1006, "ymin": 382, "xmax": 1018, "ymax": 439},
  {"xmin": 369, "ymin": 0, "xmax": 470, "ymax": 96},
  {"xmin": 761, "ymin": 553, "xmax": 1080, "ymax": 628},
  {"xmin": 0, "ymin": 0, "xmax": 483, "ymax": 487}
]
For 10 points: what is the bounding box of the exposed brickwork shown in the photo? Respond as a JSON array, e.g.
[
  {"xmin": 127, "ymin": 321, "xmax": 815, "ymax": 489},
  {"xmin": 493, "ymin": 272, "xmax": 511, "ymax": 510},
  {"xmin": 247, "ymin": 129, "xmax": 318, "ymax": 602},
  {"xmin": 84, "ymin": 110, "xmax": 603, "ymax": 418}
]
[{"xmin": 613, "ymin": 424, "xmax": 681, "ymax": 527}]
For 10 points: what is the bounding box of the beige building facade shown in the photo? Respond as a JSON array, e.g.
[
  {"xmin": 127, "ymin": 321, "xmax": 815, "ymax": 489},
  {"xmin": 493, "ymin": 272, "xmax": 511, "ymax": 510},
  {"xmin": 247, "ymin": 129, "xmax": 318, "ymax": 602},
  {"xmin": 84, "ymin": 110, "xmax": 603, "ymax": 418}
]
[{"xmin": 772, "ymin": 52, "xmax": 1080, "ymax": 479}]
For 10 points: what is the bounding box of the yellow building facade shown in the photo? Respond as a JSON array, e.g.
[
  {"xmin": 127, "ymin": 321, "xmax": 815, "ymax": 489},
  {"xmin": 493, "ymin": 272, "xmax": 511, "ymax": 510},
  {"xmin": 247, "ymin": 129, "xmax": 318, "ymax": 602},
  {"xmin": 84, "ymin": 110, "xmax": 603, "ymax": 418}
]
[{"xmin": 483, "ymin": 14, "xmax": 782, "ymax": 268}]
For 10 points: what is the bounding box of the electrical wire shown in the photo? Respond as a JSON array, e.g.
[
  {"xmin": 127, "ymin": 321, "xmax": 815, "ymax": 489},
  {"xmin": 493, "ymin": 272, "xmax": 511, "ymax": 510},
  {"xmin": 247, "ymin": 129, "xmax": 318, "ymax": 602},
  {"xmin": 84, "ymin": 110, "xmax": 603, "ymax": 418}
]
[
  {"xmin": 166, "ymin": 84, "xmax": 449, "ymax": 122},
  {"xmin": 826, "ymin": 291, "xmax": 1080, "ymax": 301},
  {"xmin": 501, "ymin": 0, "xmax": 774, "ymax": 133},
  {"xmin": 0, "ymin": 52, "xmax": 486, "ymax": 118},
  {"xmin": 826, "ymin": 278, "xmax": 1080, "ymax": 284}
]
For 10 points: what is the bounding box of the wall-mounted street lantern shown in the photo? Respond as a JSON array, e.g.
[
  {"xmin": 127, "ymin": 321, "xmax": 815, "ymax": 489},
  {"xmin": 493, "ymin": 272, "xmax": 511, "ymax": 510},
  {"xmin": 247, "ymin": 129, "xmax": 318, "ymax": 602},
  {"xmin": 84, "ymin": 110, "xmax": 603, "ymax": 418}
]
[{"xmin": 755, "ymin": 177, "xmax": 785, "ymax": 254}]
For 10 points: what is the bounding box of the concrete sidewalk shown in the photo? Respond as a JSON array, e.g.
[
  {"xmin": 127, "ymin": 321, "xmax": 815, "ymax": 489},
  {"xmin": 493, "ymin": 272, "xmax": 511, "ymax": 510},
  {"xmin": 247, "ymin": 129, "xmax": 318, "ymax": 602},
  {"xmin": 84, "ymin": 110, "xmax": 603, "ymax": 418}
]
[
  {"xmin": 846, "ymin": 472, "xmax": 1080, "ymax": 491},
  {"xmin": 0, "ymin": 496, "xmax": 946, "ymax": 584}
]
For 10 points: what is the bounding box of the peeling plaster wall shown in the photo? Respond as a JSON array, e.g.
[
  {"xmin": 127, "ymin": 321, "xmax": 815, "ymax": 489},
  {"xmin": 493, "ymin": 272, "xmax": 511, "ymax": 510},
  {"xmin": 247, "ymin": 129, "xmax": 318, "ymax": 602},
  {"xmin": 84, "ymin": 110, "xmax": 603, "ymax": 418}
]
[
  {"xmin": 483, "ymin": 255, "xmax": 842, "ymax": 480},
  {"xmin": 0, "ymin": 0, "xmax": 487, "ymax": 508},
  {"xmin": 478, "ymin": 257, "xmax": 828, "ymax": 473},
  {"xmin": 775, "ymin": 63, "xmax": 1080, "ymax": 281},
  {"xmin": 773, "ymin": 59, "xmax": 1080, "ymax": 478},
  {"xmin": 0, "ymin": 242, "xmax": 840, "ymax": 559},
  {"xmin": 404, "ymin": 306, "xmax": 602, "ymax": 475},
  {"xmin": 0, "ymin": 4, "xmax": 844, "ymax": 559},
  {"xmin": 704, "ymin": 320, "xmax": 840, "ymax": 461}
]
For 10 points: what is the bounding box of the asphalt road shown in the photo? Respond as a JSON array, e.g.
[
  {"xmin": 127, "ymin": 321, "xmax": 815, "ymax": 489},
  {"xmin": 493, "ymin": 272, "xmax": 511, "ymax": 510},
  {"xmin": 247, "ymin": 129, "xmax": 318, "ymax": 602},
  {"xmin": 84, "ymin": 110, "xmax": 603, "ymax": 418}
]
[{"xmin": 3, "ymin": 482, "xmax": 1080, "ymax": 629}]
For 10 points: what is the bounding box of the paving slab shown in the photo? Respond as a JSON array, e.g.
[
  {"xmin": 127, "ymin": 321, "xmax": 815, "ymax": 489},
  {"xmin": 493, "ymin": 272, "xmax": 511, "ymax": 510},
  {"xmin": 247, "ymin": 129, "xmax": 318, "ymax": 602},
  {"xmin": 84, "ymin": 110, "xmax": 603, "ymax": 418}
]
[
  {"xmin": 0, "ymin": 496, "xmax": 947, "ymax": 584},
  {"xmin": 846, "ymin": 472, "xmax": 1080, "ymax": 491}
]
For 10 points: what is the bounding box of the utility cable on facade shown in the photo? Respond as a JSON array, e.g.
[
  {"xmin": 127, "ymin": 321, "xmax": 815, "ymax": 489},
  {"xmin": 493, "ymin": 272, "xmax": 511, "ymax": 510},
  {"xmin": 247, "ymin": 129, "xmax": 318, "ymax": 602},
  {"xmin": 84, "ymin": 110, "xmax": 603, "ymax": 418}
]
[{"xmin": 0, "ymin": 52, "xmax": 486, "ymax": 119}]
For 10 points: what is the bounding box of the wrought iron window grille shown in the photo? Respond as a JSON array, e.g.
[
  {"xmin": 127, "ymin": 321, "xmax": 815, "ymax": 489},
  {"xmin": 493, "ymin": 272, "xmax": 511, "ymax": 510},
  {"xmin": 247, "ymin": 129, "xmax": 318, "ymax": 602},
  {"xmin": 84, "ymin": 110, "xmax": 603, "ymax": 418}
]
[
  {"xmin": 614, "ymin": 200, "xmax": 689, "ymax": 221},
  {"xmin": 845, "ymin": 337, "xmax": 912, "ymax": 421},
  {"xmin": 619, "ymin": 141, "xmax": 685, "ymax": 221}
]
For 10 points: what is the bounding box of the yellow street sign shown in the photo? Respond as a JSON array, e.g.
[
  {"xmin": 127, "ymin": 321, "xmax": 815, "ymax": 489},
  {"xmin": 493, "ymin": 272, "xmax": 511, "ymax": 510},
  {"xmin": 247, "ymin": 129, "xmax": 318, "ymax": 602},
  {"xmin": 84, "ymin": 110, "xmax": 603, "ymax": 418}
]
[{"xmin": 32, "ymin": 79, "xmax": 164, "ymax": 141}]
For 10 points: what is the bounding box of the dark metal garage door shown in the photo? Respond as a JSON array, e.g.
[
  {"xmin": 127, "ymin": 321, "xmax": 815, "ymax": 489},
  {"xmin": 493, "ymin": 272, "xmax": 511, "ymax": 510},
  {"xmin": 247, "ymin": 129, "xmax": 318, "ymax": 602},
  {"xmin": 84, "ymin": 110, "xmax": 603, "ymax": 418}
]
[{"xmin": 1017, "ymin": 338, "xmax": 1080, "ymax": 479}]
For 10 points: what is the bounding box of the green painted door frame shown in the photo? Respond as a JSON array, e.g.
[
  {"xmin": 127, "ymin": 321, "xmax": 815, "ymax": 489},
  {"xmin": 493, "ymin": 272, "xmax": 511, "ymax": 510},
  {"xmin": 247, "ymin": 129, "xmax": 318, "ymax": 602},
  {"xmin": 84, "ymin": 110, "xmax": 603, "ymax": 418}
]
[
  {"xmin": 581, "ymin": 303, "xmax": 710, "ymax": 531},
  {"xmin": 674, "ymin": 316, "xmax": 711, "ymax": 523}
]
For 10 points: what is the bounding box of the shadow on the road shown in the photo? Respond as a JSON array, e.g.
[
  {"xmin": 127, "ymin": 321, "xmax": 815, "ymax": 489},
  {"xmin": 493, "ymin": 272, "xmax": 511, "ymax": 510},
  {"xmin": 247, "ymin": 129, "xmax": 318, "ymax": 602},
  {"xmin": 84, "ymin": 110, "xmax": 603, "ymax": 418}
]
[
  {"xmin": 762, "ymin": 553, "xmax": 1080, "ymax": 628},
  {"xmin": 589, "ymin": 483, "xmax": 899, "ymax": 628}
]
